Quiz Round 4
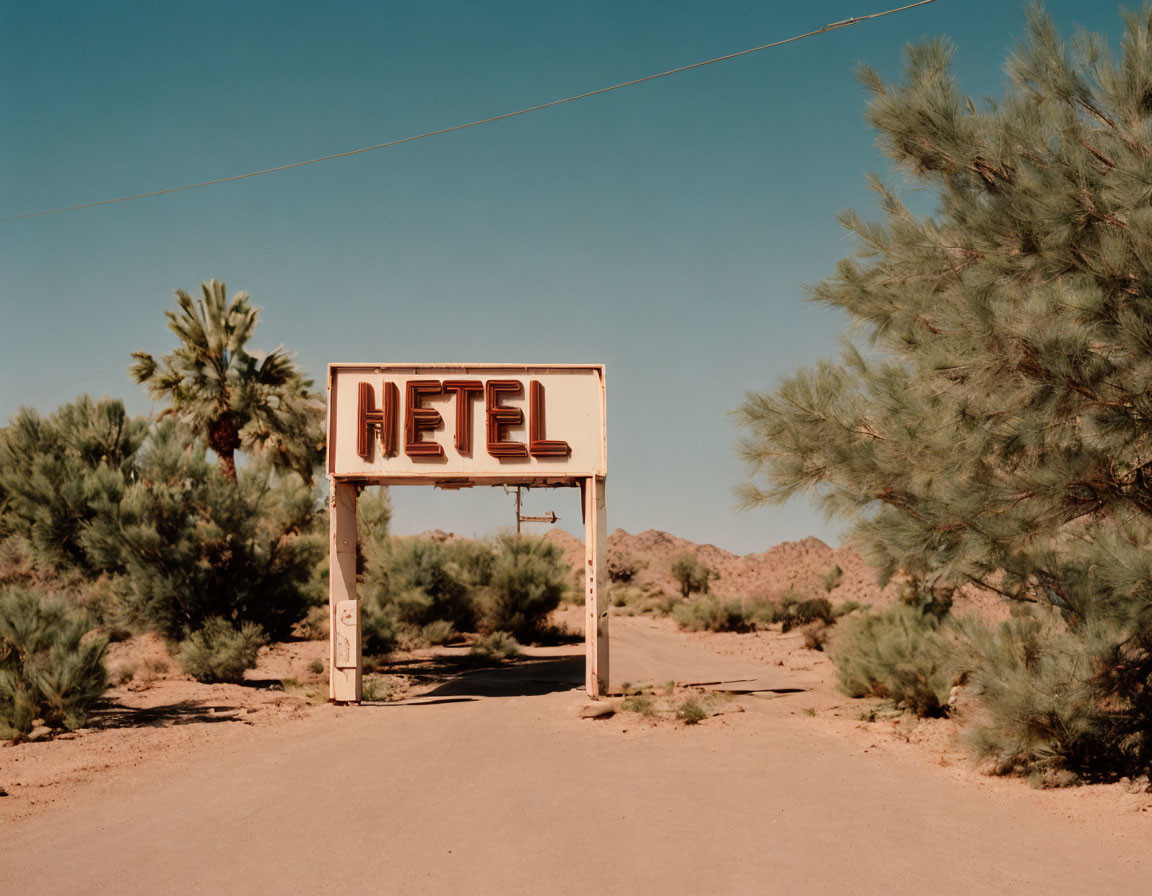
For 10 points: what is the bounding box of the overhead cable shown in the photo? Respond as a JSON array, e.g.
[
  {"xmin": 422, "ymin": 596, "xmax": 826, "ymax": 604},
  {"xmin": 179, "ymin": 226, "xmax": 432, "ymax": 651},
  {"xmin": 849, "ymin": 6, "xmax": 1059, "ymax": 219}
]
[{"xmin": 1, "ymin": 0, "xmax": 938, "ymax": 222}]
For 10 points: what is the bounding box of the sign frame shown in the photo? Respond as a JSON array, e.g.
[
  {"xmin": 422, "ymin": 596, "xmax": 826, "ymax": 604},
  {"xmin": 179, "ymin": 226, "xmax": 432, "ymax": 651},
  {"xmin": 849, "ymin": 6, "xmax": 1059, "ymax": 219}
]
[{"xmin": 326, "ymin": 362, "xmax": 609, "ymax": 702}]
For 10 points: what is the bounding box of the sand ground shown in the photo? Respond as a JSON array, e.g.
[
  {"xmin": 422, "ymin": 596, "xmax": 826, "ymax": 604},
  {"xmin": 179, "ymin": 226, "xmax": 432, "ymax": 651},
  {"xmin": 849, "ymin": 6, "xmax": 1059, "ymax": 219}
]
[{"xmin": 2, "ymin": 613, "xmax": 1151, "ymax": 895}]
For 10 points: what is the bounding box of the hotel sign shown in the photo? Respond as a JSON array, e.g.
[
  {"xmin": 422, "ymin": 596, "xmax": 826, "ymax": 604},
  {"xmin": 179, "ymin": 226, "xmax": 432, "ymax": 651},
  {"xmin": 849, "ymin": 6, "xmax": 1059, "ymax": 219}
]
[{"xmin": 327, "ymin": 363, "xmax": 606, "ymax": 483}]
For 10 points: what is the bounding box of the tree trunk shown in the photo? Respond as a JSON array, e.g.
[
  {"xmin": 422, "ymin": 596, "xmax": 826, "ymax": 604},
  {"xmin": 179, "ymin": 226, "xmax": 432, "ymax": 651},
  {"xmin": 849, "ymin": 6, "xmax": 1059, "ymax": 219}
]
[
  {"xmin": 218, "ymin": 451, "xmax": 237, "ymax": 481},
  {"xmin": 208, "ymin": 412, "xmax": 241, "ymax": 481}
]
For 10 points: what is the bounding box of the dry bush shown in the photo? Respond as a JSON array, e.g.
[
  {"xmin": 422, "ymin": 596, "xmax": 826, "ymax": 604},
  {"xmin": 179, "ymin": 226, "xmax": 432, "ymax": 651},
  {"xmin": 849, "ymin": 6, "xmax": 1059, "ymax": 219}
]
[
  {"xmin": 672, "ymin": 595, "xmax": 750, "ymax": 633},
  {"xmin": 469, "ymin": 631, "xmax": 521, "ymax": 661},
  {"xmin": 801, "ymin": 620, "xmax": 831, "ymax": 651},
  {"xmin": 177, "ymin": 617, "xmax": 267, "ymax": 683},
  {"xmin": 830, "ymin": 605, "xmax": 955, "ymax": 717}
]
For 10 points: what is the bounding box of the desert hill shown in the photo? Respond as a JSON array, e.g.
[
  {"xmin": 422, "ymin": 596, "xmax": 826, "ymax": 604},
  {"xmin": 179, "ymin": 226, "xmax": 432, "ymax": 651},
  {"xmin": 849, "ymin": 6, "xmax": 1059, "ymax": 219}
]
[{"xmin": 541, "ymin": 527, "xmax": 898, "ymax": 605}]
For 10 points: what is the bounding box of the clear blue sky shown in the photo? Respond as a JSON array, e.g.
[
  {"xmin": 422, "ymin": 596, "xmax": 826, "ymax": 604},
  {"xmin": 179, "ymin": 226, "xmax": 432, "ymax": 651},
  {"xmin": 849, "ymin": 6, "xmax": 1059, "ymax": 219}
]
[{"xmin": 0, "ymin": 1, "xmax": 1127, "ymax": 553}]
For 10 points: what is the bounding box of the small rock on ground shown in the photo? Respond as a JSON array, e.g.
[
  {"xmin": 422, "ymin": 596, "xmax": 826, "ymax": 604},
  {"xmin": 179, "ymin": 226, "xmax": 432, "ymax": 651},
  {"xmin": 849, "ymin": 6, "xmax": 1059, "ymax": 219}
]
[{"xmin": 578, "ymin": 702, "xmax": 615, "ymax": 720}]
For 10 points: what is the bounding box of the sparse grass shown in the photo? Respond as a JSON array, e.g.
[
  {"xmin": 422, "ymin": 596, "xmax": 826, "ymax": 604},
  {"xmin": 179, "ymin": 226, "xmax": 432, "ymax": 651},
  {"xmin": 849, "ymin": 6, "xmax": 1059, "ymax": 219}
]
[
  {"xmin": 803, "ymin": 707, "xmax": 816, "ymax": 718},
  {"xmin": 281, "ymin": 677, "xmax": 322, "ymax": 702},
  {"xmin": 616, "ymin": 683, "xmax": 724, "ymax": 726},
  {"xmin": 676, "ymin": 699, "xmax": 707, "ymax": 724},
  {"xmin": 620, "ymin": 694, "xmax": 655, "ymax": 715}
]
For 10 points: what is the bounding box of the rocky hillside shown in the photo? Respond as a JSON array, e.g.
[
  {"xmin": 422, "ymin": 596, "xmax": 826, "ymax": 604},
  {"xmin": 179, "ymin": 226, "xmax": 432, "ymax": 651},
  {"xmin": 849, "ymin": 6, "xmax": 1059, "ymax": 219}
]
[{"xmin": 543, "ymin": 528, "xmax": 900, "ymax": 606}]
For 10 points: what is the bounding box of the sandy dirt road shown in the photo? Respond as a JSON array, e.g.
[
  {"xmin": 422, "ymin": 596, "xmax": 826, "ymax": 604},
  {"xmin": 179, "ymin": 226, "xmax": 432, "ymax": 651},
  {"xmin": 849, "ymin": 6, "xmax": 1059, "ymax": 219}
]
[{"xmin": 2, "ymin": 617, "xmax": 1150, "ymax": 895}]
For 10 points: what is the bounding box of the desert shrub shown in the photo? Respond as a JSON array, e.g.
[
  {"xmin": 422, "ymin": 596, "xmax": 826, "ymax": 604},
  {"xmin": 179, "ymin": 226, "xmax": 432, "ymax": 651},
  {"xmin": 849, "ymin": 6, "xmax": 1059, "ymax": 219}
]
[
  {"xmin": 620, "ymin": 693, "xmax": 655, "ymax": 715},
  {"xmin": 469, "ymin": 631, "xmax": 521, "ymax": 661},
  {"xmin": 742, "ymin": 595, "xmax": 780, "ymax": 628},
  {"xmin": 801, "ymin": 620, "xmax": 831, "ymax": 651},
  {"xmin": 295, "ymin": 605, "xmax": 330, "ymax": 641},
  {"xmin": 897, "ymin": 577, "xmax": 954, "ymax": 621},
  {"xmin": 0, "ymin": 587, "xmax": 108, "ymax": 736},
  {"xmin": 673, "ymin": 595, "xmax": 750, "ymax": 632},
  {"xmin": 670, "ymin": 553, "xmax": 712, "ymax": 599},
  {"xmin": 474, "ymin": 534, "xmax": 568, "ymax": 640},
  {"xmin": 830, "ymin": 605, "xmax": 955, "ymax": 717},
  {"xmin": 177, "ymin": 617, "xmax": 267, "ymax": 683},
  {"xmin": 777, "ymin": 594, "xmax": 835, "ymax": 632},
  {"xmin": 676, "ymin": 698, "xmax": 707, "ymax": 724},
  {"xmin": 955, "ymin": 612, "xmax": 1152, "ymax": 780},
  {"xmin": 608, "ymin": 552, "xmax": 643, "ymax": 584},
  {"xmin": 833, "ymin": 600, "xmax": 864, "ymax": 618},
  {"xmin": 821, "ymin": 565, "xmax": 844, "ymax": 593},
  {"xmin": 416, "ymin": 619, "xmax": 458, "ymax": 647},
  {"xmin": 84, "ymin": 421, "xmax": 322, "ymax": 640},
  {"xmin": 360, "ymin": 536, "xmax": 476, "ymax": 641},
  {"xmin": 361, "ymin": 674, "xmax": 396, "ymax": 702},
  {"xmin": 308, "ymin": 659, "xmax": 324, "ymax": 675}
]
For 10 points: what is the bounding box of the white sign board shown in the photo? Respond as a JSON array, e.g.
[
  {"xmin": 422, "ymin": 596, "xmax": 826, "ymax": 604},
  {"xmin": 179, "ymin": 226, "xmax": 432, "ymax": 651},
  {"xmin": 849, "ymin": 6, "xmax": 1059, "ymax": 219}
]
[{"xmin": 327, "ymin": 363, "xmax": 606, "ymax": 484}]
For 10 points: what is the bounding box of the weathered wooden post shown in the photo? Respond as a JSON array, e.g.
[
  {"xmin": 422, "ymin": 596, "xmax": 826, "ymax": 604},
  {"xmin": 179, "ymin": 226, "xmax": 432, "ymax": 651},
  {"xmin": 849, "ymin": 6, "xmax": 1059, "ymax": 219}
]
[
  {"xmin": 584, "ymin": 475, "xmax": 609, "ymax": 697},
  {"xmin": 328, "ymin": 478, "xmax": 361, "ymax": 702}
]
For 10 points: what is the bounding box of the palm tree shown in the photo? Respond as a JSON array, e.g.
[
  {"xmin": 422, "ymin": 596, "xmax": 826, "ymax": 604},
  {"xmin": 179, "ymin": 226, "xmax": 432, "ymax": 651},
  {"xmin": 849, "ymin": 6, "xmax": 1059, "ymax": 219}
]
[{"xmin": 130, "ymin": 279, "xmax": 324, "ymax": 482}]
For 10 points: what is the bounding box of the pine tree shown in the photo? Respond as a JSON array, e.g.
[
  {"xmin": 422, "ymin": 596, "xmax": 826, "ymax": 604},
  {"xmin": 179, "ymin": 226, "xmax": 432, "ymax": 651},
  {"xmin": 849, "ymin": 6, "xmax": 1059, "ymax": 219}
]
[
  {"xmin": 0, "ymin": 396, "xmax": 146, "ymax": 572},
  {"xmin": 737, "ymin": 6, "xmax": 1152, "ymax": 774}
]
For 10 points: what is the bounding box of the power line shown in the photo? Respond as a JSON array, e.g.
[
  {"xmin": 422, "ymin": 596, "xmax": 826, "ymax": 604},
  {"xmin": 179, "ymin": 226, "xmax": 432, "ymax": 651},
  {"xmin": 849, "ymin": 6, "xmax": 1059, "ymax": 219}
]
[{"xmin": 2, "ymin": 0, "xmax": 938, "ymax": 223}]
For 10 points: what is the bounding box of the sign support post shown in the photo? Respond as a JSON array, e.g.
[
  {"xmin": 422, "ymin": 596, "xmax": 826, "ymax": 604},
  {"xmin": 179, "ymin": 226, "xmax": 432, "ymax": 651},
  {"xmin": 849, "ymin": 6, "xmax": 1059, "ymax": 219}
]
[
  {"xmin": 584, "ymin": 476, "xmax": 609, "ymax": 697},
  {"xmin": 329, "ymin": 478, "xmax": 361, "ymax": 703}
]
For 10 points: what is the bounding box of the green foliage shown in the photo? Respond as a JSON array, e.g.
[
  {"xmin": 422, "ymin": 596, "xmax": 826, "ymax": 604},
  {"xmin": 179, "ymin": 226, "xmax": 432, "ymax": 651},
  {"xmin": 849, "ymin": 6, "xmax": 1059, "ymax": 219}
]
[
  {"xmin": 474, "ymin": 534, "xmax": 569, "ymax": 640},
  {"xmin": 830, "ymin": 605, "xmax": 955, "ymax": 717},
  {"xmin": 177, "ymin": 617, "xmax": 267, "ymax": 683},
  {"xmin": 130, "ymin": 279, "xmax": 324, "ymax": 481},
  {"xmin": 672, "ymin": 595, "xmax": 750, "ymax": 632},
  {"xmin": 736, "ymin": 7, "xmax": 1152, "ymax": 773},
  {"xmin": 956, "ymin": 611, "xmax": 1152, "ymax": 779},
  {"xmin": 670, "ymin": 553, "xmax": 712, "ymax": 599},
  {"xmin": 307, "ymin": 659, "xmax": 324, "ymax": 675},
  {"xmin": 360, "ymin": 536, "xmax": 477, "ymax": 654},
  {"xmin": 85, "ymin": 421, "xmax": 322, "ymax": 640},
  {"xmin": 359, "ymin": 533, "xmax": 570, "ymax": 653},
  {"xmin": 0, "ymin": 396, "xmax": 146, "ymax": 572},
  {"xmin": 469, "ymin": 631, "xmax": 521, "ymax": 661},
  {"xmin": 0, "ymin": 587, "xmax": 108, "ymax": 736}
]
